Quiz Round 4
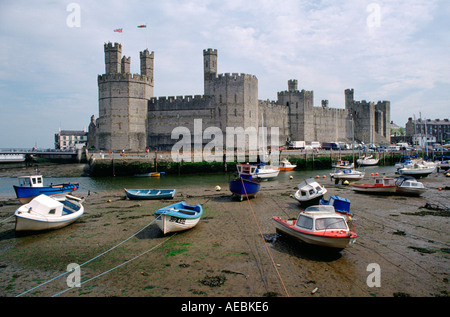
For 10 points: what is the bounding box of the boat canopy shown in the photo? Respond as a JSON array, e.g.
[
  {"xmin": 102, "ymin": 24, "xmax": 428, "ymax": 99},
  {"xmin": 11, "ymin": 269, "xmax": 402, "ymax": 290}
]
[
  {"xmin": 18, "ymin": 175, "xmax": 43, "ymax": 188},
  {"xmin": 27, "ymin": 194, "xmax": 64, "ymax": 217}
]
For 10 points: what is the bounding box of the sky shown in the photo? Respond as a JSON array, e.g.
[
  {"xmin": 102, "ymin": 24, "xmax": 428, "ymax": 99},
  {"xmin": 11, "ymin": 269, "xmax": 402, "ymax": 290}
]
[{"xmin": 0, "ymin": 0, "xmax": 449, "ymax": 149}]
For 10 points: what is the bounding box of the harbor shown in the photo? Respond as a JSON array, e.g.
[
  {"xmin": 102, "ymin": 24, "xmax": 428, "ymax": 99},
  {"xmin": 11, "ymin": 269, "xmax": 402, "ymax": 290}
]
[{"xmin": 0, "ymin": 162, "xmax": 449, "ymax": 297}]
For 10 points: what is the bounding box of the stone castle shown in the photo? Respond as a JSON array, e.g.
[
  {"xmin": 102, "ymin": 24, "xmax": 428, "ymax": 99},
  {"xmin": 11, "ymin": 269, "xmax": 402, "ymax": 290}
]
[{"xmin": 88, "ymin": 42, "xmax": 390, "ymax": 151}]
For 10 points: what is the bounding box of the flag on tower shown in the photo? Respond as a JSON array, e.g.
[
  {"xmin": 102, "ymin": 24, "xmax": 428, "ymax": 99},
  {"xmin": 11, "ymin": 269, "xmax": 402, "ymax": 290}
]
[
  {"xmin": 113, "ymin": 28, "xmax": 123, "ymax": 33},
  {"xmin": 137, "ymin": 24, "xmax": 147, "ymax": 28}
]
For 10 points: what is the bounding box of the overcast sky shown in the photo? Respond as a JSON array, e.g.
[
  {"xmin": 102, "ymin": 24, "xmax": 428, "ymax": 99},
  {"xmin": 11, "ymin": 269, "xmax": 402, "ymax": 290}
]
[{"xmin": 0, "ymin": 0, "xmax": 449, "ymax": 148}]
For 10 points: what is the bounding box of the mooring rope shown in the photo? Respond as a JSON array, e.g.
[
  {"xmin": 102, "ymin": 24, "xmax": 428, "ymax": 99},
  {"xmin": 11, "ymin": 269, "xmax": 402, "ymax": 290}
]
[
  {"xmin": 52, "ymin": 233, "xmax": 177, "ymax": 297},
  {"xmin": 16, "ymin": 214, "xmax": 161, "ymax": 297},
  {"xmin": 240, "ymin": 177, "xmax": 290, "ymax": 297}
]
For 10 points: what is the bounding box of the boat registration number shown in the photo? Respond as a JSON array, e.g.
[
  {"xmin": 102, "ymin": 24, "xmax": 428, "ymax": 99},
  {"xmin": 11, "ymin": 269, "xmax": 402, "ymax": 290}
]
[{"xmin": 170, "ymin": 216, "xmax": 186, "ymax": 224}]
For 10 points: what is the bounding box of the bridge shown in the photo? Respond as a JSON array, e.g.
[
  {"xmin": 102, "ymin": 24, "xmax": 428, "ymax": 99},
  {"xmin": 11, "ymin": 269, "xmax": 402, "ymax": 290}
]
[{"xmin": 0, "ymin": 149, "xmax": 83, "ymax": 162}]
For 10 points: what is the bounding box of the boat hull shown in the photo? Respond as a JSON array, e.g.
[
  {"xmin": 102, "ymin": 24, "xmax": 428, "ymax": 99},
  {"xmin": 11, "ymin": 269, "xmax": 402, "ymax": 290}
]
[
  {"xmin": 293, "ymin": 191, "xmax": 324, "ymax": 207},
  {"xmin": 154, "ymin": 201, "xmax": 203, "ymax": 234},
  {"xmin": 124, "ymin": 189, "xmax": 175, "ymax": 200},
  {"xmin": 13, "ymin": 183, "xmax": 79, "ymax": 204},
  {"xmin": 398, "ymin": 167, "xmax": 434, "ymax": 178},
  {"xmin": 396, "ymin": 187, "xmax": 426, "ymax": 196},
  {"xmin": 14, "ymin": 197, "xmax": 84, "ymax": 232},
  {"xmin": 352, "ymin": 184, "xmax": 397, "ymax": 194},
  {"xmin": 156, "ymin": 214, "xmax": 201, "ymax": 234},
  {"xmin": 229, "ymin": 177, "xmax": 261, "ymax": 200},
  {"xmin": 272, "ymin": 217, "xmax": 356, "ymax": 250}
]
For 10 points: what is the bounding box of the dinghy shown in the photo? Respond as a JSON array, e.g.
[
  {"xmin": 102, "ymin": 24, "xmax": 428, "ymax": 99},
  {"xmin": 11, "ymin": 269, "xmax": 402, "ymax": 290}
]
[
  {"xmin": 124, "ymin": 188, "xmax": 176, "ymax": 200},
  {"xmin": 14, "ymin": 194, "xmax": 84, "ymax": 232},
  {"xmin": 154, "ymin": 201, "xmax": 203, "ymax": 234}
]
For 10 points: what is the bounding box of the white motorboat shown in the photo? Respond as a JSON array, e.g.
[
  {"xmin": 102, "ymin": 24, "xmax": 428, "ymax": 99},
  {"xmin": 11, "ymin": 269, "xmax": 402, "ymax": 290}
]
[
  {"xmin": 293, "ymin": 178, "xmax": 327, "ymax": 206},
  {"xmin": 14, "ymin": 194, "xmax": 84, "ymax": 232},
  {"xmin": 329, "ymin": 169, "xmax": 365, "ymax": 184},
  {"xmin": 398, "ymin": 163, "xmax": 435, "ymax": 178},
  {"xmin": 331, "ymin": 160, "xmax": 354, "ymax": 169},
  {"xmin": 357, "ymin": 155, "xmax": 379, "ymax": 166},
  {"xmin": 394, "ymin": 176, "xmax": 426, "ymax": 196},
  {"xmin": 272, "ymin": 205, "xmax": 357, "ymax": 251},
  {"xmin": 254, "ymin": 163, "xmax": 279, "ymax": 180},
  {"xmin": 154, "ymin": 201, "xmax": 203, "ymax": 234}
]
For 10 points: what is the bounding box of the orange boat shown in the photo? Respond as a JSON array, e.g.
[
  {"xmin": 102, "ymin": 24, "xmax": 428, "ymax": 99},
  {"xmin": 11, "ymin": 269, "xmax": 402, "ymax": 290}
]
[{"xmin": 278, "ymin": 158, "xmax": 297, "ymax": 171}]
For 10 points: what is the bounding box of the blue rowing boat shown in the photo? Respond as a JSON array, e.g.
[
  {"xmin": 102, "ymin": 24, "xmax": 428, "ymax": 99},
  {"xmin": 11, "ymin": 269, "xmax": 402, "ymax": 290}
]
[
  {"xmin": 319, "ymin": 195, "xmax": 353, "ymax": 220},
  {"xmin": 154, "ymin": 201, "xmax": 203, "ymax": 234},
  {"xmin": 124, "ymin": 188, "xmax": 176, "ymax": 200},
  {"xmin": 229, "ymin": 163, "xmax": 261, "ymax": 201},
  {"xmin": 13, "ymin": 174, "xmax": 79, "ymax": 204}
]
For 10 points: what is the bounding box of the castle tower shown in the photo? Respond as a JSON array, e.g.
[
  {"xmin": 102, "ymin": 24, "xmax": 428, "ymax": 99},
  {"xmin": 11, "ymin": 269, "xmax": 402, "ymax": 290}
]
[
  {"xmin": 203, "ymin": 48, "xmax": 217, "ymax": 95},
  {"xmin": 121, "ymin": 56, "xmax": 130, "ymax": 73},
  {"xmin": 140, "ymin": 49, "xmax": 154, "ymax": 79},
  {"xmin": 104, "ymin": 42, "xmax": 122, "ymax": 74},
  {"xmin": 96, "ymin": 43, "xmax": 153, "ymax": 151},
  {"xmin": 278, "ymin": 80, "xmax": 314, "ymax": 141}
]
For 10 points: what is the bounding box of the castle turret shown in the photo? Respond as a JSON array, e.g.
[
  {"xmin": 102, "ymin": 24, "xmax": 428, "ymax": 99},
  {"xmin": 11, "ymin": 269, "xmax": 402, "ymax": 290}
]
[
  {"xmin": 121, "ymin": 56, "xmax": 130, "ymax": 73},
  {"xmin": 140, "ymin": 49, "xmax": 154, "ymax": 79},
  {"xmin": 104, "ymin": 42, "xmax": 122, "ymax": 74},
  {"xmin": 203, "ymin": 48, "xmax": 217, "ymax": 95}
]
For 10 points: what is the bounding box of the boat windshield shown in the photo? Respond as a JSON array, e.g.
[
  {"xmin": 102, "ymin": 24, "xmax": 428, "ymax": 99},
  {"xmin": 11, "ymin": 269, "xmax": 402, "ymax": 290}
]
[
  {"xmin": 315, "ymin": 218, "xmax": 348, "ymax": 230},
  {"xmin": 305, "ymin": 205, "xmax": 335, "ymax": 213}
]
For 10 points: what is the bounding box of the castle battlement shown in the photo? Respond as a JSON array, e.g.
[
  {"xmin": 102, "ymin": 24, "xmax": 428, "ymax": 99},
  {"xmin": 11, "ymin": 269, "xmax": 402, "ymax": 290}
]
[
  {"xmin": 149, "ymin": 95, "xmax": 214, "ymax": 111},
  {"xmin": 97, "ymin": 73, "xmax": 152, "ymax": 84},
  {"xmin": 104, "ymin": 42, "xmax": 122, "ymax": 50}
]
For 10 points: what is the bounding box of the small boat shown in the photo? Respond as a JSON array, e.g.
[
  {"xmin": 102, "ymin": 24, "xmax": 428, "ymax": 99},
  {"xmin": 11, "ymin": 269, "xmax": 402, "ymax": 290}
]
[
  {"xmin": 319, "ymin": 195, "xmax": 353, "ymax": 220},
  {"xmin": 254, "ymin": 163, "xmax": 280, "ymax": 180},
  {"xmin": 14, "ymin": 194, "xmax": 84, "ymax": 232},
  {"xmin": 154, "ymin": 201, "xmax": 203, "ymax": 234},
  {"xmin": 398, "ymin": 163, "xmax": 435, "ymax": 178},
  {"xmin": 331, "ymin": 160, "xmax": 354, "ymax": 169},
  {"xmin": 272, "ymin": 205, "xmax": 357, "ymax": 251},
  {"xmin": 352, "ymin": 177, "xmax": 398, "ymax": 194},
  {"xmin": 229, "ymin": 163, "xmax": 261, "ymax": 201},
  {"xmin": 293, "ymin": 178, "xmax": 327, "ymax": 206},
  {"xmin": 329, "ymin": 168, "xmax": 365, "ymax": 184},
  {"xmin": 13, "ymin": 174, "xmax": 79, "ymax": 204},
  {"xmin": 357, "ymin": 155, "xmax": 379, "ymax": 166},
  {"xmin": 124, "ymin": 188, "xmax": 176, "ymax": 200},
  {"xmin": 278, "ymin": 158, "xmax": 297, "ymax": 171},
  {"xmin": 394, "ymin": 176, "xmax": 426, "ymax": 196},
  {"xmin": 134, "ymin": 172, "xmax": 166, "ymax": 177}
]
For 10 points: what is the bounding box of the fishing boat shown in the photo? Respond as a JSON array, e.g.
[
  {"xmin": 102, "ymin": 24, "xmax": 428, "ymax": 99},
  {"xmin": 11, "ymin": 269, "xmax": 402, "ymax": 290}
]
[
  {"xmin": 394, "ymin": 176, "xmax": 426, "ymax": 196},
  {"xmin": 229, "ymin": 163, "xmax": 261, "ymax": 201},
  {"xmin": 331, "ymin": 160, "xmax": 354, "ymax": 169},
  {"xmin": 329, "ymin": 168, "xmax": 365, "ymax": 184},
  {"xmin": 352, "ymin": 177, "xmax": 398, "ymax": 194},
  {"xmin": 357, "ymin": 155, "xmax": 379, "ymax": 166},
  {"xmin": 14, "ymin": 194, "xmax": 84, "ymax": 232},
  {"xmin": 293, "ymin": 178, "xmax": 327, "ymax": 206},
  {"xmin": 272, "ymin": 205, "xmax": 357, "ymax": 251},
  {"xmin": 319, "ymin": 195, "xmax": 353, "ymax": 220},
  {"xmin": 278, "ymin": 158, "xmax": 297, "ymax": 171},
  {"xmin": 124, "ymin": 188, "xmax": 176, "ymax": 200},
  {"xmin": 254, "ymin": 163, "xmax": 280, "ymax": 180},
  {"xmin": 13, "ymin": 174, "xmax": 79, "ymax": 204},
  {"xmin": 397, "ymin": 163, "xmax": 435, "ymax": 178},
  {"xmin": 134, "ymin": 172, "xmax": 166, "ymax": 177},
  {"xmin": 154, "ymin": 201, "xmax": 203, "ymax": 234}
]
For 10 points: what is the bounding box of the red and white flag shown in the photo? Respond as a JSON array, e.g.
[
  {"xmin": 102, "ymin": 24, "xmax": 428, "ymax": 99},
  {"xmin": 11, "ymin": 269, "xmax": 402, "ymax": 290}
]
[{"xmin": 114, "ymin": 28, "xmax": 123, "ymax": 33}]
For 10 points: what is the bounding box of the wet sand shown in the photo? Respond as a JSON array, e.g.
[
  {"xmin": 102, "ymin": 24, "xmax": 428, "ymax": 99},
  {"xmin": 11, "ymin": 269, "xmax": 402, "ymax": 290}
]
[{"xmin": 0, "ymin": 164, "xmax": 449, "ymax": 298}]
